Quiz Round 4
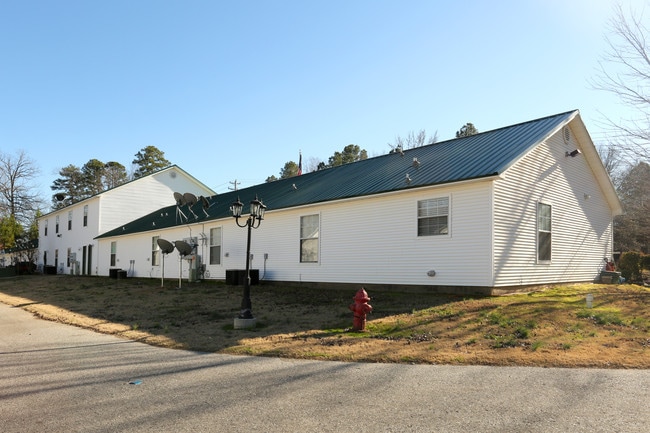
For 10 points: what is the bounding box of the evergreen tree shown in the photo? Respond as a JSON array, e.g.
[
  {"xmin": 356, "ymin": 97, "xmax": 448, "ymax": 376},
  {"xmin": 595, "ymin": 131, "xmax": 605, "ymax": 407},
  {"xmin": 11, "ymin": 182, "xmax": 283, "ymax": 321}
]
[
  {"xmin": 455, "ymin": 123, "xmax": 479, "ymax": 138},
  {"xmin": 328, "ymin": 144, "xmax": 368, "ymax": 167},
  {"xmin": 280, "ymin": 161, "xmax": 300, "ymax": 179},
  {"xmin": 51, "ymin": 164, "xmax": 84, "ymax": 208},
  {"xmin": 132, "ymin": 146, "xmax": 171, "ymax": 178},
  {"xmin": 81, "ymin": 159, "xmax": 105, "ymax": 197},
  {"xmin": 103, "ymin": 161, "xmax": 128, "ymax": 190}
]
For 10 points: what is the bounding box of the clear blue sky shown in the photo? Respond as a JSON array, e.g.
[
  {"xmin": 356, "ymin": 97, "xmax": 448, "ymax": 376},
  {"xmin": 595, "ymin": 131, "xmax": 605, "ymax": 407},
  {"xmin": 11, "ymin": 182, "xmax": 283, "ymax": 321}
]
[{"xmin": 0, "ymin": 0, "xmax": 643, "ymax": 205}]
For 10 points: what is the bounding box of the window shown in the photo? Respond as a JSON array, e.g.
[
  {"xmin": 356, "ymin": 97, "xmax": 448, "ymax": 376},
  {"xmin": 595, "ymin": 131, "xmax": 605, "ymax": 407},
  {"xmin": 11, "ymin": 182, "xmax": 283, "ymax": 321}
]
[
  {"xmin": 68, "ymin": 211, "xmax": 72, "ymax": 230},
  {"xmin": 110, "ymin": 241, "xmax": 117, "ymax": 267},
  {"xmin": 83, "ymin": 205, "xmax": 88, "ymax": 227},
  {"xmin": 537, "ymin": 203, "xmax": 552, "ymax": 262},
  {"xmin": 418, "ymin": 197, "xmax": 449, "ymax": 236},
  {"xmin": 55, "ymin": 216, "xmax": 59, "ymax": 234},
  {"xmin": 67, "ymin": 248, "xmax": 72, "ymax": 267},
  {"xmin": 300, "ymin": 214, "xmax": 319, "ymax": 263},
  {"xmin": 44, "ymin": 220, "xmax": 48, "ymax": 236},
  {"xmin": 209, "ymin": 227, "xmax": 222, "ymax": 265},
  {"xmin": 151, "ymin": 236, "xmax": 160, "ymax": 266}
]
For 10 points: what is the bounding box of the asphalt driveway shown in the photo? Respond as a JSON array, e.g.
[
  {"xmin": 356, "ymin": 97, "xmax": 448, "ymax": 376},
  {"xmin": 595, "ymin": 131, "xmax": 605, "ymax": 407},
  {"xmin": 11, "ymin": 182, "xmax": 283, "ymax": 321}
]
[{"xmin": 1, "ymin": 302, "xmax": 648, "ymax": 433}]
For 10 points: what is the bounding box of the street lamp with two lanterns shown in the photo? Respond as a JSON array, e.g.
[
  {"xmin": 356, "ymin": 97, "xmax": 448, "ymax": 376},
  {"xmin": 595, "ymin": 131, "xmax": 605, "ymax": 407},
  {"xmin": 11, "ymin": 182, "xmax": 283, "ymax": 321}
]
[{"xmin": 230, "ymin": 195, "xmax": 266, "ymax": 327}]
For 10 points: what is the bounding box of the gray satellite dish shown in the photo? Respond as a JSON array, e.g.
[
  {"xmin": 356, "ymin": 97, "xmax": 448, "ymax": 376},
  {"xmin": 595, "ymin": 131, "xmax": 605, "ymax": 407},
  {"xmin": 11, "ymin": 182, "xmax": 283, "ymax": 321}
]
[
  {"xmin": 183, "ymin": 192, "xmax": 197, "ymax": 206},
  {"xmin": 174, "ymin": 240, "xmax": 194, "ymax": 289},
  {"xmin": 199, "ymin": 195, "xmax": 210, "ymax": 216},
  {"xmin": 156, "ymin": 238, "xmax": 175, "ymax": 288},
  {"xmin": 173, "ymin": 192, "xmax": 186, "ymax": 206},
  {"xmin": 157, "ymin": 238, "xmax": 174, "ymax": 254},
  {"xmin": 173, "ymin": 192, "xmax": 188, "ymax": 222},
  {"xmin": 184, "ymin": 192, "xmax": 199, "ymax": 219},
  {"xmin": 200, "ymin": 195, "xmax": 209, "ymax": 209},
  {"xmin": 174, "ymin": 240, "xmax": 193, "ymax": 256}
]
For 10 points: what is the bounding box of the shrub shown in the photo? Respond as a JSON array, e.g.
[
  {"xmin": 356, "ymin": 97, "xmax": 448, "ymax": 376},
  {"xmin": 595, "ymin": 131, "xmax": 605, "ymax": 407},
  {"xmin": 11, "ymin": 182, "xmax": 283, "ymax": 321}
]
[
  {"xmin": 618, "ymin": 251, "xmax": 642, "ymax": 281},
  {"xmin": 640, "ymin": 254, "xmax": 650, "ymax": 271}
]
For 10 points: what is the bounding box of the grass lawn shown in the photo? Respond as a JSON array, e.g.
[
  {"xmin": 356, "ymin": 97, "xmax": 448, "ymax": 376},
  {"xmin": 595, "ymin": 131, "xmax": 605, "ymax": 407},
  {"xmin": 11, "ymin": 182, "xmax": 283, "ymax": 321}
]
[{"xmin": 0, "ymin": 275, "xmax": 648, "ymax": 368}]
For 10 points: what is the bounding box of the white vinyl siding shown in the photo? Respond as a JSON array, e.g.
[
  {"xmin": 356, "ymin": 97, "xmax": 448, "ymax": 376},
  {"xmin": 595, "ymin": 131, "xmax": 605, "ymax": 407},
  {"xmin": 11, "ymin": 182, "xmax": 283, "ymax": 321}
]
[{"xmin": 493, "ymin": 128, "xmax": 615, "ymax": 286}]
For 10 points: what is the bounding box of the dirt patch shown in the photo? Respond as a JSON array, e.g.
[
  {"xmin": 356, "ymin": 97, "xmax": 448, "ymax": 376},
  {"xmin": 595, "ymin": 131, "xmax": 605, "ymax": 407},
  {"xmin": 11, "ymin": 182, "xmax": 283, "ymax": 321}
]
[{"xmin": 0, "ymin": 275, "xmax": 648, "ymax": 368}]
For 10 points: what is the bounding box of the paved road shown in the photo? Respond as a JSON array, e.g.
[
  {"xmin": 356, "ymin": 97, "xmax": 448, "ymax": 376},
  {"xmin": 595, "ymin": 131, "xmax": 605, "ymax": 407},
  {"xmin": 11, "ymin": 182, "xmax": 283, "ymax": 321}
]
[{"xmin": 1, "ymin": 303, "xmax": 648, "ymax": 433}]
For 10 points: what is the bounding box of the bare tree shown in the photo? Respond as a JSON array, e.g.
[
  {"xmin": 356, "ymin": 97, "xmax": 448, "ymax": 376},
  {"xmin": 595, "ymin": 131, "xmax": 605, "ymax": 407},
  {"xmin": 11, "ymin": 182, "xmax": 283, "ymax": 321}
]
[
  {"xmin": 597, "ymin": 143, "xmax": 625, "ymax": 188},
  {"xmin": 389, "ymin": 129, "xmax": 438, "ymax": 153},
  {"xmin": 593, "ymin": 3, "xmax": 650, "ymax": 162},
  {"xmin": 614, "ymin": 161, "xmax": 650, "ymax": 253},
  {"xmin": 0, "ymin": 150, "xmax": 42, "ymax": 226}
]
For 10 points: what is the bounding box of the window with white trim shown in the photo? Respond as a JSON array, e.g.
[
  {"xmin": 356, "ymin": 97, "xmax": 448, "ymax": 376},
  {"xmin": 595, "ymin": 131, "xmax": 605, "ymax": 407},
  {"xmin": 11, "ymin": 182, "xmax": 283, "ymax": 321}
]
[
  {"xmin": 151, "ymin": 236, "xmax": 160, "ymax": 266},
  {"xmin": 417, "ymin": 197, "xmax": 449, "ymax": 236},
  {"xmin": 300, "ymin": 214, "xmax": 319, "ymax": 263},
  {"xmin": 537, "ymin": 202, "xmax": 552, "ymax": 262},
  {"xmin": 83, "ymin": 205, "xmax": 88, "ymax": 227},
  {"xmin": 110, "ymin": 241, "xmax": 117, "ymax": 267},
  {"xmin": 209, "ymin": 227, "xmax": 222, "ymax": 265}
]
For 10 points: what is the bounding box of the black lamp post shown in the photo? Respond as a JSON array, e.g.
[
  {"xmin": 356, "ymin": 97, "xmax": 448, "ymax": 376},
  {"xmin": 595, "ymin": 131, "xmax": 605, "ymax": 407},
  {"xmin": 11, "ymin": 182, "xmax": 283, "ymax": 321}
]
[{"xmin": 230, "ymin": 195, "xmax": 266, "ymax": 321}]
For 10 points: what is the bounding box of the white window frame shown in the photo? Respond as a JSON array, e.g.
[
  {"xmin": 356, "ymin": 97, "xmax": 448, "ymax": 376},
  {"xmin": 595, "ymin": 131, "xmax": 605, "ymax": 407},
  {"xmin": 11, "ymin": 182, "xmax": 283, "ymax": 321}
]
[
  {"xmin": 110, "ymin": 241, "xmax": 117, "ymax": 267},
  {"xmin": 209, "ymin": 227, "xmax": 222, "ymax": 265},
  {"xmin": 151, "ymin": 236, "xmax": 160, "ymax": 266},
  {"xmin": 300, "ymin": 214, "xmax": 320, "ymax": 263},
  {"xmin": 537, "ymin": 202, "xmax": 552, "ymax": 263},
  {"xmin": 417, "ymin": 196, "xmax": 450, "ymax": 237}
]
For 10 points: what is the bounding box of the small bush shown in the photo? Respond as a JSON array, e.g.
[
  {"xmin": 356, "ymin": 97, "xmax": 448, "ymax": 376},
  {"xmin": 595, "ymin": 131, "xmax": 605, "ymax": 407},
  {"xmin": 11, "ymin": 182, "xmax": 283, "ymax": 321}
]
[
  {"xmin": 640, "ymin": 254, "xmax": 650, "ymax": 271},
  {"xmin": 618, "ymin": 251, "xmax": 643, "ymax": 281},
  {"xmin": 514, "ymin": 327, "xmax": 529, "ymax": 339}
]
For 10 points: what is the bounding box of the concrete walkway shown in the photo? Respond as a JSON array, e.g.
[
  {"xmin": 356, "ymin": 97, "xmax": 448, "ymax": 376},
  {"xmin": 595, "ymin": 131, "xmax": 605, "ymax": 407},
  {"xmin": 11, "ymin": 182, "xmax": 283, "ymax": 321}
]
[{"xmin": 1, "ymin": 302, "xmax": 648, "ymax": 433}]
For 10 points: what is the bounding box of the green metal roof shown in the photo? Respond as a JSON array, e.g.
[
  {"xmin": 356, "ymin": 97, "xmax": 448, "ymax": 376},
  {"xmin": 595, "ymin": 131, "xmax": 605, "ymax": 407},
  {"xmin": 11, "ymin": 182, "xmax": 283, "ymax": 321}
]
[{"xmin": 96, "ymin": 110, "xmax": 577, "ymax": 239}]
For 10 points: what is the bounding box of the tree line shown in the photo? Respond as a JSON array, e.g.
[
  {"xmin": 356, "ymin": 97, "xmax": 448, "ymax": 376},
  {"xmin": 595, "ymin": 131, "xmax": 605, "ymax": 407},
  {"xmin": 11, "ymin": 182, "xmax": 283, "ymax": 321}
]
[
  {"xmin": 266, "ymin": 122, "xmax": 477, "ymax": 181},
  {"xmin": 49, "ymin": 145, "xmax": 171, "ymax": 209}
]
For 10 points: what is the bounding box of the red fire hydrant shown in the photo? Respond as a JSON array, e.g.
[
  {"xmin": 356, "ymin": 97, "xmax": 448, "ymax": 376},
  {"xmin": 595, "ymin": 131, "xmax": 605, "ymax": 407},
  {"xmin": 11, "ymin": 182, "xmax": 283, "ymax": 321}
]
[{"xmin": 349, "ymin": 288, "xmax": 373, "ymax": 331}]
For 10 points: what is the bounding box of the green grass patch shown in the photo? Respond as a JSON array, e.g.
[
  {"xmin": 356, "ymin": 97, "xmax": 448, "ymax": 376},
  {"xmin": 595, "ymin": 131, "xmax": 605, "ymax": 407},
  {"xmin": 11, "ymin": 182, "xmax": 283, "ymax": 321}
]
[{"xmin": 576, "ymin": 309, "xmax": 624, "ymax": 326}]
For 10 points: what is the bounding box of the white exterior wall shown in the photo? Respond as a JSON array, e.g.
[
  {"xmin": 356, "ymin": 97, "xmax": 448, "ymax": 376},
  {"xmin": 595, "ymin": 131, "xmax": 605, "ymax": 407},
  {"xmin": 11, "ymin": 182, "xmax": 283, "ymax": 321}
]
[
  {"xmin": 38, "ymin": 199, "xmax": 101, "ymax": 274},
  {"xmin": 37, "ymin": 167, "xmax": 214, "ymax": 275},
  {"xmin": 96, "ymin": 180, "xmax": 495, "ymax": 287},
  {"xmin": 493, "ymin": 123, "xmax": 614, "ymax": 287},
  {"xmin": 98, "ymin": 169, "xmax": 209, "ymax": 233}
]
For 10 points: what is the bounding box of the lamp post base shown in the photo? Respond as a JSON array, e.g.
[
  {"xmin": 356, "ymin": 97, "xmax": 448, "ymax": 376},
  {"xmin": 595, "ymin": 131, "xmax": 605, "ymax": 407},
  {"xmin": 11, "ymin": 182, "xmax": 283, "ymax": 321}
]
[{"xmin": 233, "ymin": 317, "xmax": 257, "ymax": 329}]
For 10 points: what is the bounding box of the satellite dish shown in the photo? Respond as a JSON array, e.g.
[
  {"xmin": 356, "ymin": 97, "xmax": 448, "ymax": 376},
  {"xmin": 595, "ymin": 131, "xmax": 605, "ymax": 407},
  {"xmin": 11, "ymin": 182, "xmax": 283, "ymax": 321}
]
[
  {"xmin": 173, "ymin": 192, "xmax": 186, "ymax": 206},
  {"xmin": 174, "ymin": 240, "xmax": 193, "ymax": 256},
  {"xmin": 157, "ymin": 238, "xmax": 174, "ymax": 254},
  {"xmin": 200, "ymin": 195, "xmax": 209, "ymax": 209},
  {"xmin": 54, "ymin": 193, "xmax": 66, "ymax": 201},
  {"xmin": 184, "ymin": 192, "xmax": 197, "ymax": 206}
]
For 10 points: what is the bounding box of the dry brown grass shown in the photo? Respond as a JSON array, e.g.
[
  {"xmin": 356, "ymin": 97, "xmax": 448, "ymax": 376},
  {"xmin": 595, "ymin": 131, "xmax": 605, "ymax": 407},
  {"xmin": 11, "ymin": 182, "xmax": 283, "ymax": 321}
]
[{"xmin": 0, "ymin": 275, "xmax": 648, "ymax": 368}]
